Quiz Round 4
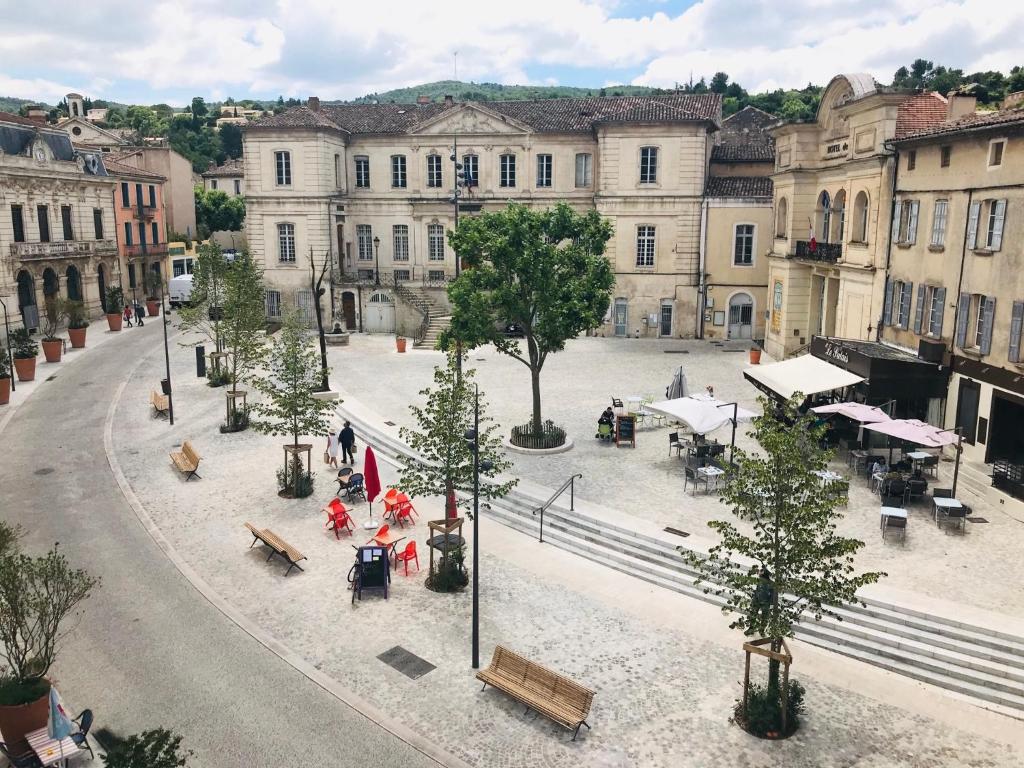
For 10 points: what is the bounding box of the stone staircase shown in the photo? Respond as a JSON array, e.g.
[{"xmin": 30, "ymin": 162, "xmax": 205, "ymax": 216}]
[
  {"xmin": 393, "ymin": 284, "xmax": 451, "ymax": 348},
  {"xmin": 418, "ymin": 314, "xmax": 452, "ymax": 349},
  {"xmin": 339, "ymin": 405, "xmax": 1024, "ymax": 717}
]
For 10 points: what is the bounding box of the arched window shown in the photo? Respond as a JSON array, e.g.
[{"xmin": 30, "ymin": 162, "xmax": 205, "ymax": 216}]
[
  {"xmin": 775, "ymin": 197, "xmax": 788, "ymax": 238},
  {"xmin": 853, "ymin": 191, "xmax": 869, "ymax": 242},
  {"xmin": 277, "ymin": 222, "xmax": 295, "ymax": 263},
  {"xmin": 65, "ymin": 265, "xmax": 82, "ymax": 301},
  {"xmin": 818, "ymin": 191, "xmax": 831, "ymax": 244},
  {"xmin": 832, "ymin": 189, "xmax": 846, "ymax": 243}
]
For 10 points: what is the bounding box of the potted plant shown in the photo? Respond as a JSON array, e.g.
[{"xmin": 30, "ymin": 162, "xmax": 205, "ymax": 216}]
[
  {"xmin": 0, "ymin": 524, "xmax": 98, "ymax": 753},
  {"xmin": 64, "ymin": 299, "xmax": 89, "ymax": 348},
  {"xmin": 105, "ymin": 286, "xmax": 125, "ymax": 331},
  {"xmin": 10, "ymin": 328, "xmax": 38, "ymax": 382},
  {"xmin": 40, "ymin": 298, "xmax": 64, "ymax": 363},
  {"xmin": 396, "ymin": 336, "xmax": 407, "ymax": 353},
  {"xmin": 145, "ymin": 270, "xmax": 163, "ymax": 318},
  {"xmin": 0, "ymin": 342, "xmax": 10, "ymax": 405},
  {"xmin": 749, "ymin": 343, "xmax": 762, "ymax": 365}
]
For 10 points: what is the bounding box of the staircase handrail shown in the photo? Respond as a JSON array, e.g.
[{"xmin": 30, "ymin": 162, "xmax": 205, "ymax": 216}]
[
  {"xmin": 532, "ymin": 473, "xmax": 582, "ymax": 543},
  {"xmin": 393, "ymin": 282, "xmax": 431, "ymax": 345}
]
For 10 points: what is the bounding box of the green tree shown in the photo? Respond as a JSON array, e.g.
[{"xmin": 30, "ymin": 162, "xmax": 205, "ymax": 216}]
[
  {"xmin": 219, "ymin": 123, "xmax": 243, "ymax": 159},
  {"xmin": 125, "ymin": 105, "xmax": 166, "ymax": 137},
  {"xmin": 249, "ymin": 313, "xmax": 335, "ymax": 496},
  {"xmin": 101, "ymin": 728, "xmax": 192, "ymax": 768},
  {"xmin": 177, "ymin": 242, "xmax": 231, "ymax": 368},
  {"xmin": 710, "ymin": 71, "xmax": 730, "ymax": 94},
  {"xmin": 443, "ymin": 202, "xmax": 614, "ymax": 436},
  {"xmin": 682, "ymin": 395, "xmax": 884, "ymax": 728},
  {"xmin": 399, "ymin": 356, "xmax": 515, "ymax": 517},
  {"xmin": 190, "ymin": 96, "xmax": 208, "ymax": 128},
  {"xmin": 221, "ymin": 251, "xmax": 268, "ymax": 429},
  {"xmin": 194, "ymin": 186, "xmax": 245, "ymax": 236}
]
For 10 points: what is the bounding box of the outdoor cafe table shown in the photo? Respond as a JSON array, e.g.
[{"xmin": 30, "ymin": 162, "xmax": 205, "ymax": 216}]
[
  {"xmin": 697, "ymin": 465, "xmax": 725, "ymax": 492},
  {"xmin": 813, "ymin": 469, "xmax": 844, "ymax": 484},
  {"xmin": 370, "ymin": 530, "xmax": 407, "ymax": 568},
  {"xmin": 880, "ymin": 506, "xmax": 907, "ymax": 532},
  {"xmin": 26, "ymin": 726, "xmax": 83, "ymax": 767},
  {"xmin": 932, "ymin": 496, "xmax": 963, "ymax": 522}
]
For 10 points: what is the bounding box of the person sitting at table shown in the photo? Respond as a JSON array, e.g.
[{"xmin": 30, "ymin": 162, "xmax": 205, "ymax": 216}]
[
  {"xmin": 595, "ymin": 407, "xmax": 615, "ymax": 438},
  {"xmin": 871, "ymin": 458, "xmax": 888, "ymax": 476}
]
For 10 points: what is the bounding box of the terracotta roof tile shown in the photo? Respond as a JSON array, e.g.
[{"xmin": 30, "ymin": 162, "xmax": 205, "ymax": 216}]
[
  {"xmin": 0, "ymin": 111, "xmax": 45, "ymax": 128},
  {"xmin": 202, "ymin": 158, "xmax": 244, "ymax": 177},
  {"xmin": 712, "ymin": 105, "xmax": 776, "ymax": 162},
  {"xmin": 895, "ymin": 93, "xmax": 949, "ymax": 139},
  {"xmin": 100, "ymin": 155, "xmax": 166, "ymax": 182},
  {"xmin": 895, "ymin": 104, "xmax": 1024, "ymax": 142},
  {"xmin": 705, "ymin": 175, "xmax": 773, "ymax": 198}
]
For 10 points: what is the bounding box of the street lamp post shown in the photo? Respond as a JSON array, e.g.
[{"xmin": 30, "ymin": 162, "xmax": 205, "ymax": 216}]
[
  {"xmin": 159, "ymin": 263, "xmax": 174, "ymax": 425},
  {"xmin": 0, "ymin": 296, "xmax": 14, "ymax": 392},
  {"xmin": 372, "ymin": 235, "xmax": 381, "ymax": 286},
  {"xmin": 464, "ymin": 384, "xmax": 492, "ymax": 670}
]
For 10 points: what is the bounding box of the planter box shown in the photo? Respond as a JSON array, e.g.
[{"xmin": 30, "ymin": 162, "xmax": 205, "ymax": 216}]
[
  {"xmin": 146, "ymin": 300, "xmax": 160, "ymax": 317},
  {"xmin": 106, "ymin": 313, "xmax": 123, "ymax": 332},
  {"xmin": 68, "ymin": 327, "xmax": 87, "ymax": 348},
  {"xmin": 0, "ymin": 684, "xmax": 51, "ymax": 755},
  {"xmin": 0, "ymin": 376, "xmax": 9, "ymax": 405},
  {"xmin": 13, "ymin": 356, "xmax": 36, "ymax": 382},
  {"xmin": 41, "ymin": 339, "xmax": 63, "ymax": 363}
]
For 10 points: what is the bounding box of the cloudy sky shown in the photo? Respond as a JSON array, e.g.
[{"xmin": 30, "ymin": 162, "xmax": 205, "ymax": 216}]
[{"xmin": 0, "ymin": 0, "xmax": 1018, "ymax": 105}]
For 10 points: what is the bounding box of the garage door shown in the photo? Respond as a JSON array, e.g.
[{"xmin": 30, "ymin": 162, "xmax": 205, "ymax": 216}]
[{"xmin": 365, "ymin": 292, "xmax": 395, "ymax": 334}]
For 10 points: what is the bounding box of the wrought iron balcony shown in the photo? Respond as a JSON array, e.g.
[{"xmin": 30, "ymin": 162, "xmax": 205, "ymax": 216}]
[
  {"xmin": 793, "ymin": 240, "xmax": 842, "ymax": 263},
  {"xmin": 334, "ymin": 268, "xmax": 454, "ymax": 288},
  {"xmin": 124, "ymin": 243, "xmax": 169, "ymax": 258},
  {"xmin": 11, "ymin": 239, "xmax": 117, "ymax": 260}
]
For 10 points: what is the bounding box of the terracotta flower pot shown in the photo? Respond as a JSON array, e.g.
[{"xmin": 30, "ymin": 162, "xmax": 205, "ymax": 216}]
[
  {"xmin": 0, "ymin": 682, "xmax": 51, "ymax": 755},
  {"xmin": 0, "ymin": 377, "xmax": 10, "ymax": 405},
  {"xmin": 42, "ymin": 339, "xmax": 63, "ymax": 363},
  {"xmin": 749, "ymin": 348, "xmax": 762, "ymax": 365},
  {"xmin": 396, "ymin": 337, "xmax": 407, "ymax": 353},
  {"xmin": 13, "ymin": 356, "xmax": 36, "ymax": 382},
  {"xmin": 68, "ymin": 327, "xmax": 87, "ymax": 348},
  {"xmin": 106, "ymin": 313, "xmax": 123, "ymax": 332},
  {"xmin": 146, "ymin": 300, "xmax": 160, "ymax": 317}
]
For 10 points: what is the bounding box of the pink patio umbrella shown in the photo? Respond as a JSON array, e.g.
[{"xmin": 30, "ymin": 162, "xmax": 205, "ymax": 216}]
[
  {"xmin": 864, "ymin": 418, "xmax": 963, "ymax": 494},
  {"xmin": 363, "ymin": 444, "xmax": 382, "ymax": 522},
  {"xmin": 811, "ymin": 402, "xmax": 892, "ymax": 424}
]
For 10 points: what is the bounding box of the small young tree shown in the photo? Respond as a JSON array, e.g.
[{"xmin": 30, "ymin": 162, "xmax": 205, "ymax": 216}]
[
  {"xmin": 221, "ymin": 251, "xmax": 267, "ymax": 430},
  {"xmin": 683, "ymin": 394, "xmax": 884, "ymax": 735},
  {"xmin": 177, "ymin": 242, "xmax": 230, "ymax": 381},
  {"xmin": 249, "ymin": 312, "xmax": 335, "ymax": 497},
  {"xmin": 399, "ymin": 354, "xmax": 515, "ymax": 518},
  {"xmin": 443, "ymin": 202, "xmax": 613, "ymax": 440},
  {"xmin": 101, "ymin": 728, "xmax": 192, "ymax": 768}
]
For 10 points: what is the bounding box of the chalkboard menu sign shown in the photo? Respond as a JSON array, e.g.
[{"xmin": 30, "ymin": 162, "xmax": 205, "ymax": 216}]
[{"xmin": 616, "ymin": 414, "xmax": 636, "ymax": 448}]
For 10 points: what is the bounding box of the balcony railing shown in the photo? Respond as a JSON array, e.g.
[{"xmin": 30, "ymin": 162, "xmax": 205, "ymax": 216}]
[
  {"xmin": 793, "ymin": 240, "xmax": 842, "ymax": 263},
  {"xmin": 124, "ymin": 243, "xmax": 169, "ymax": 258},
  {"xmin": 11, "ymin": 239, "xmax": 117, "ymax": 260},
  {"xmin": 335, "ymin": 268, "xmax": 454, "ymax": 288}
]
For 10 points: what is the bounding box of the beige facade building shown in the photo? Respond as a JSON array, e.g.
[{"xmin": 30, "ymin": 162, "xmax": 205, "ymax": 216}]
[
  {"xmin": 201, "ymin": 158, "xmax": 245, "ymax": 197},
  {"xmin": 244, "ymin": 94, "xmax": 773, "ymax": 339},
  {"xmin": 0, "ymin": 112, "xmax": 118, "ymax": 330}
]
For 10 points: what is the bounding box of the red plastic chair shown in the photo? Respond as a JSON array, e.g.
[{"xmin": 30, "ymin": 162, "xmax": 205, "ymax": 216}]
[
  {"xmin": 394, "ymin": 541, "xmax": 419, "ymax": 576},
  {"xmin": 324, "ymin": 499, "xmax": 353, "ymax": 539},
  {"xmin": 396, "ymin": 492, "xmax": 418, "ymax": 520},
  {"xmin": 382, "ymin": 488, "xmax": 400, "ymax": 512},
  {"xmin": 395, "ymin": 504, "xmax": 415, "ymax": 528},
  {"xmin": 366, "ymin": 524, "xmax": 389, "ymax": 545}
]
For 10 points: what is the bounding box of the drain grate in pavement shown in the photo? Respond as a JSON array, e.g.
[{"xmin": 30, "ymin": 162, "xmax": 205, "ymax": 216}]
[
  {"xmin": 663, "ymin": 526, "xmax": 690, "ymax": 538},
  {"xmin": 378, "ymin": 646, "xmax": 435, "ymax": 679},
  {"xmin": 968, "ymin": 517, "xmax": 989, "ymax": 523},
  {"xmin": 34, "ymin": 468, "xmax": 55, "ymax": 476},
  {"xmin": 46, "ymin": 374, "xmax": 58, "ymax": 381},
  {"xmin": 663, "ymin": 350, "xmax": 690, "ymax": 354},
  {"xmin": 383, "ymin": 420, "xmax": 396, "ymax": 427}
]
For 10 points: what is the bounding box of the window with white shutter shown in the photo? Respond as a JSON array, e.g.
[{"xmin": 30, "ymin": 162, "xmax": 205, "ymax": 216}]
[
  {"xmin": 892, "ymin": 201, "xmax": 902, "ymax": 243},
  {"xmin": 907, "ymin": 201, "xmax": 919, "ymax": 244},
  {"xmin": 955, "ymin": 293, "xmax": 971, "ymax": 348},
  {"xmin": 987, "ymin": 199, "xmax": 1006, "ymax": 250},
  {"xmin": 913, "ymin": 285, "xmax": 926, "ymax": 333},
  {"xmin": 900, "ymin": 281, "xmax": 913, "ymax": 329},
  {"xmin": 1009, "ymin": 300, "xmax": 1024, "ymax": 363},
  {"xmin": 929, "ymin": 287, "xmax": 945, "ymax": 337},
  {"xmin": 966, "ymin": 200, "xmax": 981, "ymax": 249},
  {"xmin": 980, "ymin": 296, "xmax": 996, "ymax": 354},
  {"xmin": 930, "ymin": 200, "xmax": 947, "ymax": 246}
]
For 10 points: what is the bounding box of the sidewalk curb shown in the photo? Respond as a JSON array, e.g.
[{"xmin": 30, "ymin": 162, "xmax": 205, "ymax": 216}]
[{"xmin": 103, "ymin": 346, "xmax": 469, "ymax": 768}]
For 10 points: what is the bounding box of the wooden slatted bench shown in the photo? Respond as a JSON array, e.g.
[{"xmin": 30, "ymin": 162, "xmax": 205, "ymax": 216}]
[
  {"xmin": 169, "ymin": 440, "xmax": 201, "ymax": 481},
  {"xmin": 477, "ymin": 645, "xmax": 594, "ymax": 740},
  {"xmin": 245, "ymin": 523, "xmax": 307, "ymax": 576},
  {"xmin": 150, "ymin": 390, "xmax": 170, "ymax": 418}
]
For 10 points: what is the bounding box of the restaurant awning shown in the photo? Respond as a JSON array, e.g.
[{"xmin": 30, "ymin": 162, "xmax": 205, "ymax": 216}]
[{"xmin": 744, "ymin": 355, "xmax": 865, "ymax": 400}]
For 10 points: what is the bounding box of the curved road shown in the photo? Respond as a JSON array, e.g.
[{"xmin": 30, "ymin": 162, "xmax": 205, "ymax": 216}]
[{"xmin": 0, "ymin": 324, "xmax": 442, "ymax": 767}]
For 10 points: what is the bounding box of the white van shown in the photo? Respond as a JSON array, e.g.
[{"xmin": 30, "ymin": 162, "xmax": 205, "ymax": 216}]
[{"xmin": 168, "ymin": 273, "xmax": 194, "ymax": 307}]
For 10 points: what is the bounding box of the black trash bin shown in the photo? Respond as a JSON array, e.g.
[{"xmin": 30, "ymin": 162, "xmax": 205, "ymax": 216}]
[
  {"xmin": 160, "ymin": 378, "xmax": 171, "ymax": 396},
  {"xmin": 196, "ymin": 345, "xmax": 206, "ymax": 377}
]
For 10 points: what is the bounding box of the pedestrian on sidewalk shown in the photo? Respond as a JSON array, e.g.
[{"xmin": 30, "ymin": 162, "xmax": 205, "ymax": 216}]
[
  {"xmin": 123, "ymin": 304, "xmax": 133, "ymax": 328},
  {"xmin": 135, "ymin": 303, "xmax": 145, "ymax": 327},
  {"xmin": 325, "ymin": 427, "xmax": 340, "ymax": 468},
  {"xmin": 340, "ymin": 421, "xmax": 356, "ymax": 464}
]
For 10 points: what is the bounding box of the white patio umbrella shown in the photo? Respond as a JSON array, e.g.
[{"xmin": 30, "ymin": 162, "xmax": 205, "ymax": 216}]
[
  {"xmin": 647, "ymin": 396, "xmax": 756, "ymax": 462},
  {"xmin": 666, "ymin": 366, "xmax": 689, "ymax": 400}
]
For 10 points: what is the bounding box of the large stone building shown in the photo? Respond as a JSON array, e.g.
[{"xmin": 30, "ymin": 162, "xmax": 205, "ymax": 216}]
[
  {"xmin": 243, "ymin": 94, "xmax": 773, "ymax": 339},
  {"xmin": 0, "ymin": 112, "xmax": 118, "ymax": 330}
]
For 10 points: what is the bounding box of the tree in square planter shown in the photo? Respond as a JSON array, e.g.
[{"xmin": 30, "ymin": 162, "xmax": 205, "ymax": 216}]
[
  {"xmin": 144, "ymin": 269, "xmax": 163, "ymax": 318},
  {"xmin": 0, "ymin": 341, "xmax": 11, "ymax": 405},
  {"xmin": 64, "ymin": 299, "xmax": 89, "ymax": 348},
  {"xmin": 40, "ymin": 298, "xmax": 64, "ymax": 363},
  {"xmin": 0, "ymin": 522, "xmax": 98, "ymax": 753},
  {"xmin": 105, "ymin": 285, "xmax": 125, "ymax": 331},
  {"xmin": 220, "ymin": 251, "xmax": 267, "ymax": 433},
  {"xmin": 10, "ymin": 328, "xmax": 38, "ymax": 382}
]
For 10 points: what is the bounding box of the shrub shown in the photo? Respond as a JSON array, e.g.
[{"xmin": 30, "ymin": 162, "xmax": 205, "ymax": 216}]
[
  {"xmin": 733, "ymin": 679, "xmax": 805, "ymax": 738},
  {"xmin": 42, "ymin": 298, "xmax": 62, "ymax": 341},
  {"xmin": 0, "ymin": 343, "xmax": 10, "ymax": 379},
  {"xmin": 100, "ymin": 727, "xmax": 192, "ymax": 768},
  {"xmin": 426, "ymin": 545, "xmax": 468, "ymax": 593},
  {"xmin": 10, "ymin": 328, "xmax": 38, "ymax": 360},
  {"xmin": 206, "ymin": 367, "xmax": 231, "ymax": 388},
  {"xmin": 276, "ymin": 456, "xmax": 314, "ymax": 498},
  {"xmin": 105, "ymin": 286, "xmax": 125, "ymax": 313},
  {"xmin": 63, "ymin": 300, "xmax": 89, "ymax": 329}
]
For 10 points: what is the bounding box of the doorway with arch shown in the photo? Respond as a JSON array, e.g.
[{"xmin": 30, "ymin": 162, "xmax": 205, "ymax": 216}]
[{"xmin": 727, "ymin": 292, "xmax": 754, "ymax": 340}]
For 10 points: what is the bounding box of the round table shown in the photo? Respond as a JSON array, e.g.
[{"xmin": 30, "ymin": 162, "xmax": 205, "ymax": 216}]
[{"xmin": 427, "ymin": 534, "xmax": 466, "ymax": 551}]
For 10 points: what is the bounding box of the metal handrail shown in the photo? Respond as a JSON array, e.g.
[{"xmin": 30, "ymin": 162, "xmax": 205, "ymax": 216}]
[
  {"xmin": 393, "ymin": 282, "xmax": 431, "ymax": 344},
  {"xmin": 532, "ymin": 473, "xmax": 582, "ymax": 543}
]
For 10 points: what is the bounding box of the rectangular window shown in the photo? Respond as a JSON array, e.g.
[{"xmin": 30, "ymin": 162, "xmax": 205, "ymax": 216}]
[
  {"xmin": 173, "ymin": 260, "xmax": 185, "ymax": 278},
  {"xmin": 265, "ymin": 290, "xmax": 282, "ymax": 318},
  {"xmin": 61, "ymin": 205, "xmax": 73, "ymax": 240},
  {"xmin": 37, "ymin": 205, "xmax": 50, "ymax": 242},
  {"xmin": 639, "ymin": 146, "xmax": 658, "ymax": 184},
  {"xmin": 121, "ymin": 182, "xmax": 130, "ymax": 207},
  {"xmin": 11, "ymin": 205, "xmax": 25, "ymax": 242},
  {"xmin": 426, "ymin": 155, "xmax": 442, "ymax": 188},
  {"xmin": 940, "ymin": 146, "xmax": 951, "ymax": 167},
  {"xmin": 275, "ymin": 151, "xmax": 292, "ymax": 186},
  {"xmin": 928, "ymin": 286, "xmax": 945, "ymax": 337},
  {"xmin": 356, "ymin": 224, "xmax": 373, "ymax": 260},
  {"xmin": 428, "ymin": 224, "xmax": 445, "ymax": 260},
  {"xmin": 499, "ymin": 154, "xmax": 516, "ymax": 187},
  {"xmin": 907, "ymin": 150, "xmax": 916, "ymax": 171},
  {"xmin": 391, "ymin": 155, "xmax": 407, "ymax": 188},
  {"xmin": 138, "ymin": 222, "xmax": 146, "ymax": 246},
  {"xmin": 135, "ymin": 184, "xmax": 143, "ymax": 208},
  {"xmin": 357, "ymin": 268, "xmax": 375, "ymax": 281},
  {"xmin": 211, "ymin": 179, "xmax": 218, "ymax": 190},
  {"xmin": 893, "ymin": 280, "xmax": 913, "ymax": 329},
  {"xmin": 986, "ymin": 199, "xmax": 1007, "ymax": 250},
  {"xmin": 930, "ymin": 200, "xmax": 948, "ymax": 246},
  {"xmin": 355, "ymin": 156, "xmax": 370, "ymax": 188},
  {"xmin": 428, "ymin": 269, "xmax": 446, "ymax": 282},
  {"xmin": 575, "ymin": 153, "xmax": 592, "ymax": 187},
  {"xmin": 148, "ymin": 185, "xmax": 156, "ymax": 207},
  {"xmin": 463, "ymin": 154, "xmax": 478, "ymax": 186},
  {"xmin": 124, "ymin": 221, "xmax": 133, "ymax": 246},
  {"xmin": 151, "ymin": 222, "xmax": 159, "ymax": 244},
  {"xmin": 277, "ymin": 223, "xmax": 295, "ymax": 262},
  {"xmin": 897, "ymin": 200, "xmax": 919, "ymax": 243},
  {"xmin": 536, "ymin": 154, "xmax": 552, "ymax": 188},
  {"xmin": 128, "ymin": 263, "xmax": 136, "ymax": 289},
  {"xmin": 394, "ymin": 269, "xmax": 411, "ymax": 282},
  {"xmin": 392, "ymin": 225, "xmax": 409, "ymax": 261},
  {"xmin": 233, "ymin": 179, "xmax": 241, "ymax": 195},
  {"xmin": 989, "ymin": 140, "xmax": 1005, "ymax": 167},
  {"xmin": 733, "ymin": 224, "xmax": 754, "ymax": 265},
  {"xmin": 636, "ymin": 225, "xmax": 655, "ymax": 267},
  {"xmin": 1010, "ymin": 301, "xmax": 1024, "ymax": 363},
  {"xmin": 334, "ymin": 154, "xmax": 341, "ymax": 187},
  {"xmin": 974, "ymin": 294, "xmax": 987, "ymax": 348},
  {"xmin": 93, "ymin": 208, "xmax": 103, "ymax": 239}
]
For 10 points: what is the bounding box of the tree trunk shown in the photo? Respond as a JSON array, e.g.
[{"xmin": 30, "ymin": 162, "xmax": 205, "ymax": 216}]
[
  {"xmin": 445, "ymin": 478, "xmax": 456, "ymax": 519},
  {"xmin": 530, "ymin": 365, "xmax": 542, "ymax": 436}
]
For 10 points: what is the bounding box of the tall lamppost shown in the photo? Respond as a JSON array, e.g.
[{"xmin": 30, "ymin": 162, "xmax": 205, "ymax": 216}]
[
  {"xmin": 464, "ymin": 384, "xmax": 492, "ymax": 669},
  {"xmin": 159, "ymin": 262, "xmax": 174, "ymax": 425},
  {"xmin": 0, "ymin": 296, "xmax": 14, "ymax": 392},
  {"xmin": 372, "ymin": 235, "xmax": 381, "ymax": 286}
]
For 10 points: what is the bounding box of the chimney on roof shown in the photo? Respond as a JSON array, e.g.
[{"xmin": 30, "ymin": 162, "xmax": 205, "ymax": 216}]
[
  {"xmin": 1003, "ymin": 91, "xmax": 1024, "ymax": 110},
  {"xmin": 25, "ymin": 105, "xmax": 47, "ymax": 124},
  {"xmin": 443, "ymin": 94, "xmax": 454, "ymax": 106},
  {"xmin": 946, "ymin": 90, "xmax": 977, "ymax": 121},
  {"xmin": 417, "ymin": 95, "xmax": 431, "ymax": 105},
  {"xmin": 307, "ymin": 96, "xmax": 321, "ymax": 112}
]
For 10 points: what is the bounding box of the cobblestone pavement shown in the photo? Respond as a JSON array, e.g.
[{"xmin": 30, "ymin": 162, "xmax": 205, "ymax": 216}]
[{"xmin": 107, "ymin": 328, "xmax": 1024, "ymax": 768}]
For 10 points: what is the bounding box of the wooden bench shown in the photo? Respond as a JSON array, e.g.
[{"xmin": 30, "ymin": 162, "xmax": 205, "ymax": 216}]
[
  {"xmin": 150, "ymin": 390, "xmax": 170, "ymax": 418},
  {"xmin": 245, "ymin": 523, "xmax": 307, "ymax": 576},
  {"xmin": 169, "ymin": 440, "xmax": 201, "ymax": 481},
  {"xmin": 477, "ymin": 645, "xmax": 594, "ymax": 740}
]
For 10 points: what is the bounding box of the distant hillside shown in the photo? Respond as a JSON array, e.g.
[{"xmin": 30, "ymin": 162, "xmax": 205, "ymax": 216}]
[
  {"xmin": 346, "ymin": 80, "xmax": 667, "ymax": 104},
  {"xmin": 0, "ymin": 96, "xmax": 53, "ymax": 114}
]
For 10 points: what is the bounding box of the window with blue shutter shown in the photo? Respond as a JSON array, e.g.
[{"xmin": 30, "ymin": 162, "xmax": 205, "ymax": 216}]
[
  {"xmin": 891, "ymin": 202, "xmax": 901, "ymax": 243},
  {"xmin": 980, "ymin": 296, "xmax": 996, "ymax": 355},
  {"xmin": 933, "ymin": 287, "xmax": 946, "ymax": 337},
  {"xmin": 907, "ymin": 201, "xmax": 920, "ymax": 244},
  {"xmin": 955, "ymin": 293, "xmax": 970, "ymax": 348},
  {"xmin": 988, "ymin": 199, "xmax": 1006, "ymax": 251},
  {"xmin": 1009, "ymin": 300, "xmax": 1024, "ymax": 363},
  {"xmin": 900, "ymin": 281, "xmax": 913, "ymax": 329},
  {"xmin": 913, "ymin": 285, "xmax": 926, "ymax": 333},
  {"xmin": 966, "ymin": 201, "xmax": 981, "ymax": 249},
  {"xmin": 883, "ymin": 279, "xmax": 895, "ymax": 325}
]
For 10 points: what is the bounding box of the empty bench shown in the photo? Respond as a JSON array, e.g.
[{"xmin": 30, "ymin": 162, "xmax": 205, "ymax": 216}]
[
  {"xmin": 245, "ymin": 523, "xmax": 307, "ymax": 576},
  {"xmin": 477, "ymin": 645, "xmax": 594, "ymax": 740},
  {"xmin": 150, "ymin": 390, "xmax": 170, "ymax": 418},
  {"xmin": 169, "ymin": 440, "xmax": 201, "ymax": 481}
]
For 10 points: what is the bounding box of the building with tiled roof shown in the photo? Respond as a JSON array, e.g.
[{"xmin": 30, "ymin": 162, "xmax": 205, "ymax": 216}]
[
  {"xmin": 894, "ymin": 92, "xmax": 950, "ymax": 139},
  {"xmin": 243, "ymin": 92, "xmax": 775, "ymax": 341},
  {"xmin": 705, "ymin": 176, "xmax": 773, "ymax": 198},
  {"xmin": 711, "ymin": 106, "xmax": 777, "ymax": 165},
  {"xmin": 202, "ymin": 158, "xmax": 245, "ymax": 197}
]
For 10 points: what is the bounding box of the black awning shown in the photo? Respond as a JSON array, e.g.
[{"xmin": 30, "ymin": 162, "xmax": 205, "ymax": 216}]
[{"xmin": 810, "ymin": 337, "xmax": 948, "ymax": 401}]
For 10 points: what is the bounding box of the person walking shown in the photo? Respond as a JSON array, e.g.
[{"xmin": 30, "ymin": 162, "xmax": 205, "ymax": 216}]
[
  {"xmin": 340, "ymin": 421, "xmax": 356, "ymax": 464},
  {"xmin": 325, "ymin": 428, "xmax": 340, "ymax": 469},
  {"xmin": 123, "ymin": 304, "xmax": 133, "ymax": 328},
  {"xmin": 135, "ymin": 303, "xmax": 145, "ymax": 327}
]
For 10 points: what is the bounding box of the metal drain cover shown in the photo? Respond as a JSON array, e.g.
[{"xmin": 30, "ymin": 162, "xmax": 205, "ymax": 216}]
[
  {"xmin": 383, "ymin": 421, "xmax": 396, "ymax": 427},
  {"xmin": 967, "ymin": 517, "xmax": 989, "ymax": 523},
  {"xmin": 663, "ymin": 526, "xmax": 690, "ymax": 538},
  {"xmin": 46, "ymin": 375, "xmax": 58, "ymax": 381},
  {"xmin": 34, "ymin": 468, "xmax": 55, "ymax": 476},
  {"xmin": 377, "ymin": 646, "xmax": 435, "ymax": 679}
]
